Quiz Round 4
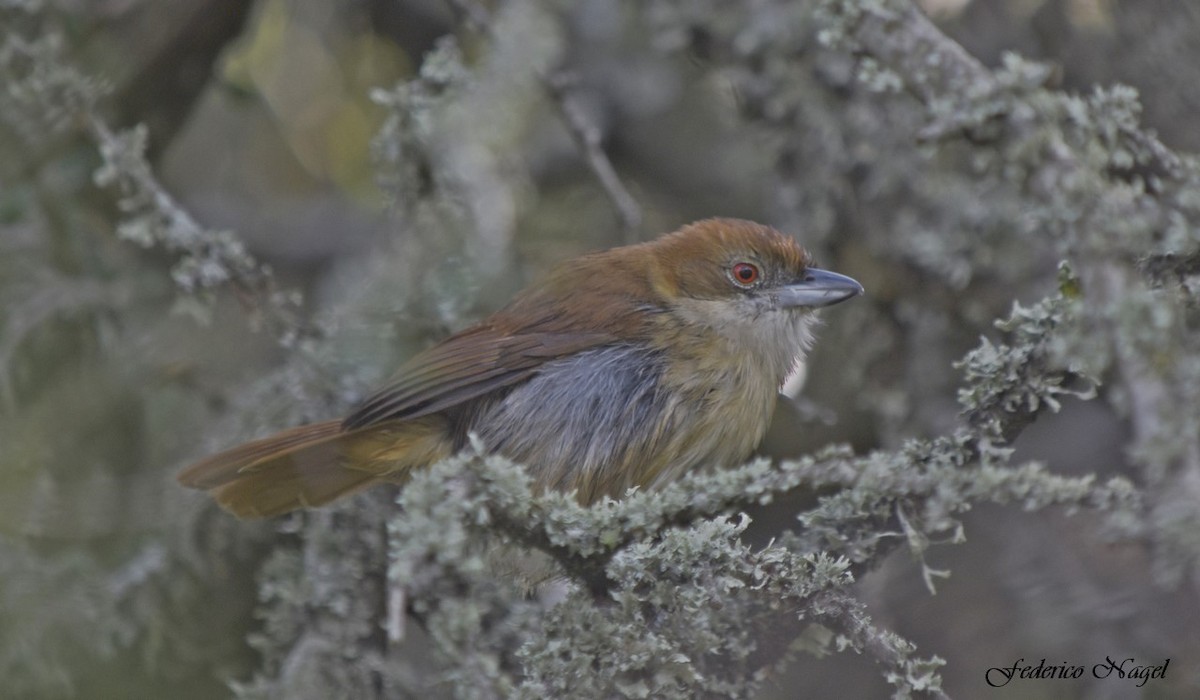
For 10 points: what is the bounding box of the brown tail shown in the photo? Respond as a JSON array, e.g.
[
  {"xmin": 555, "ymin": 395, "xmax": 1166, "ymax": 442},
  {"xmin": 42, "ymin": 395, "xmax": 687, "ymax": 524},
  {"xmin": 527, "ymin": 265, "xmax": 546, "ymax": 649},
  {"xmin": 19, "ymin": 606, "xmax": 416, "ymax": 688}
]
[{"xmin": 177, "ymin": 417, "xmax": 452, "ymax": 519}]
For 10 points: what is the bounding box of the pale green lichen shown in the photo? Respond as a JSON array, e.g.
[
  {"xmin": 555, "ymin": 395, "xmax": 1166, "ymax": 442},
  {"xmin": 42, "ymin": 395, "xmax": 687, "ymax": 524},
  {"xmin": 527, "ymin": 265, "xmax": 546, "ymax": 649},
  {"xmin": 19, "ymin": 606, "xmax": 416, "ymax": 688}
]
[
  {"xmin": 955, "ymin": 269, "xmax": 1098, "ymax": 440},
  {"xmin": 381, "ymin": 448, "xmax": 965, "ymax": 699},
  {"xmin": 92, "ymin": 123, "xmax": 262, "ymax": 297}
]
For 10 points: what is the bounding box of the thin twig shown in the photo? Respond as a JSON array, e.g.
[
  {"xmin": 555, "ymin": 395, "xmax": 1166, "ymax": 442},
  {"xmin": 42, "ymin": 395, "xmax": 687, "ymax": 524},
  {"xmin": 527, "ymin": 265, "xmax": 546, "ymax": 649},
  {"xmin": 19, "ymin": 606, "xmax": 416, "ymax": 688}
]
[
  {"xmin": 87, "ymin": 116, "xmax": 318, "ymax": 344},
  {"xmin": 443, "ymin": 0, "xmax": 643, "ymax": 240},
  {"xmin": 543, "ymin": 70, "xmax": 642, "ymax": 240}
]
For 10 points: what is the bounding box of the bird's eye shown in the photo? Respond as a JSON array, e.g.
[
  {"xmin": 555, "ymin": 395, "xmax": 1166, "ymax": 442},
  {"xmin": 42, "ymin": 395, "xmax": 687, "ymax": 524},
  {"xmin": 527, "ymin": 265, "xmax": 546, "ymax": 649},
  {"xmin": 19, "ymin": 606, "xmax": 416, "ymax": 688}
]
[{"xmin": 731, "ymin": 262, "xmax": 760, "ymax": 287}]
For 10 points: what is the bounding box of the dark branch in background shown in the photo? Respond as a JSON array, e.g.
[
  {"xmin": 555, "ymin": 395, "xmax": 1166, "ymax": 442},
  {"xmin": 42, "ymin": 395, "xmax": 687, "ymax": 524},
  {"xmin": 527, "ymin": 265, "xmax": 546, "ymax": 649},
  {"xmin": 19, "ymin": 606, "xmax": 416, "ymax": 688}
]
[
  {"xmin": 1, "ymin": 18, "xmax": 316, "ymax": 347},
  {"xmin": 107, "ymin": 0, "xmax": 253, "ymax": 160},
  {"xmin": 444, "ymin": 0, "xmax": 643, "ymax": 240},
  {"xmin": 1143, "ymin": 250, "xmax": 1200, "ymax": 287}
]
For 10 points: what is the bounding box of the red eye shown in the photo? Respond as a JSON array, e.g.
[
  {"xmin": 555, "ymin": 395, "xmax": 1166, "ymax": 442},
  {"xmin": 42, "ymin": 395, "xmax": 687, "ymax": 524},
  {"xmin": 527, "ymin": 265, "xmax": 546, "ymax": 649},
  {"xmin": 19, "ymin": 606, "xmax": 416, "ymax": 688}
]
[{"xmin": 731, "ymin": 262, "xmax": 760, "ymax": 286}]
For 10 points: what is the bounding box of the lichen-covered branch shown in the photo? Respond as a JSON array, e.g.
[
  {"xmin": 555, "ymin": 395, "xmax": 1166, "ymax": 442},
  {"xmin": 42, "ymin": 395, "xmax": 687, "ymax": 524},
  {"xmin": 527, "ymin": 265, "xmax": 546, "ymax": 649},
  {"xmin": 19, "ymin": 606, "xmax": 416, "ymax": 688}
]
[
  {"xmin": 819, "ymin": 0, "xmax": 1200, "ymax": 584},
  {"xmin": 388, "ymin": 450, "xmax": 958, "ymax": 699},
  {"xmin": 1, "ymin": 15, "xmax": 310, "ymax": 344}
]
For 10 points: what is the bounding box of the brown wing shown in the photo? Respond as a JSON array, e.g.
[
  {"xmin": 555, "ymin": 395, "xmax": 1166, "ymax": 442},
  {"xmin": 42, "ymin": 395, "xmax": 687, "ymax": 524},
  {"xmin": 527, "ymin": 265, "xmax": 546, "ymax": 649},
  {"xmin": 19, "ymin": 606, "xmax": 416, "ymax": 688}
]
[
  {"xmin": 343, "ymin": 243, "xmax": 665, "ymax": 432},
  {"xmin": 341, "ymin": 325, "xmax": 616, "ymax": 430}
]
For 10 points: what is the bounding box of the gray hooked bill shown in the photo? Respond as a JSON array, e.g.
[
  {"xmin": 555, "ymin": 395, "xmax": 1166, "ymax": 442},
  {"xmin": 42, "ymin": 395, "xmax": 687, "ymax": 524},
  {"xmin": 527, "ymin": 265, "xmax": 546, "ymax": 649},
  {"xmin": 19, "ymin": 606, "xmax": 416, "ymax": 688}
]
[{"xmin": 777, "ymin": 268, "xmax": 864, "ymax": 308}]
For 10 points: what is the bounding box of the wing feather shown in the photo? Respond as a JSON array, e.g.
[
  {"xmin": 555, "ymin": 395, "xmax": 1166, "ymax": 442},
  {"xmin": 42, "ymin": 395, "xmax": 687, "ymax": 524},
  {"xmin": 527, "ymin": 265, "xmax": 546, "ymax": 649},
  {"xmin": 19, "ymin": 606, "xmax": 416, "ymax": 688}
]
[
  {"xmin": 341, "ymin": 327, "xmax": 616, "ymax": 430},
  {"xmin": 343, "ymin": 249, "xmax": 663, "ymax": 431}
]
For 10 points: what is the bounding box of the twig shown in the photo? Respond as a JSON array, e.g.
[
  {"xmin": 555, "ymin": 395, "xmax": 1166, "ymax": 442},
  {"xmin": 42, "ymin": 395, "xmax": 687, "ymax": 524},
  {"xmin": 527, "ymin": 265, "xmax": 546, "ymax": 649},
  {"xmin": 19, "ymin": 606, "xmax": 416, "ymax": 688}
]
[
  {"xmin": 87, "ymin": 116, "xmax": 318, "ymax": 344},
  {"xmin": 443, "ymin": 0, "xmax": 643, "ymax": 240},
  {"xmin": 543, "ymin": 70, "xmax": 643, "ymax": 239}
]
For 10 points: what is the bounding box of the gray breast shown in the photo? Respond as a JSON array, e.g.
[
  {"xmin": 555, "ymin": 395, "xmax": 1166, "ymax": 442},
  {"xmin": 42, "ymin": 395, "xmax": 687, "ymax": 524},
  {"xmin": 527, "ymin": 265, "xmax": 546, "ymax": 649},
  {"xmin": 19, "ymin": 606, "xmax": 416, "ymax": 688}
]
[{"xmin": 471, "ymin": 344, "xmax": 669, "ymax": 496}]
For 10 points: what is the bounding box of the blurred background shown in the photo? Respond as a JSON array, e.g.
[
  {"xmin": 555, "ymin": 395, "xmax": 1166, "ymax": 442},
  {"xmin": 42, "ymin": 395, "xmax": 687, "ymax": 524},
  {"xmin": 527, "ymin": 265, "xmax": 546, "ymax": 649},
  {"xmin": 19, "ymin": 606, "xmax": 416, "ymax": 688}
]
[{"xmin": 2, "ymin": 0, "xmax": 1199, "ymax": 698}]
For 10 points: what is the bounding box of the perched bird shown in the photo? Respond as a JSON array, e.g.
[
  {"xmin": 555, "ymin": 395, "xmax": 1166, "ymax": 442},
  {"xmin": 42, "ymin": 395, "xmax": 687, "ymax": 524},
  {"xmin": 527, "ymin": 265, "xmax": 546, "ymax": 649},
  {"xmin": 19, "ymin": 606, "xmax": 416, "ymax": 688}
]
[{"xmin": 178, "ymin": 218, "xmax": 862, "ymax": 518}]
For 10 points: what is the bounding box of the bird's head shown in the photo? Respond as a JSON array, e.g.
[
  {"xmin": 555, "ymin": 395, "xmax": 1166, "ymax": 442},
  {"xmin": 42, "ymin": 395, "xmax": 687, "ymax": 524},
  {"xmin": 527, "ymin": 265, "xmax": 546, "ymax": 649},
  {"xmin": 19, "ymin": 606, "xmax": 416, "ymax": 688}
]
[
  {"xmin": 644, "ymin": 218, "xmax": 863, "ymax": 380},
  {"xmin": 496, "ymin": 217, "xmax": 861, "ymax": 386}
]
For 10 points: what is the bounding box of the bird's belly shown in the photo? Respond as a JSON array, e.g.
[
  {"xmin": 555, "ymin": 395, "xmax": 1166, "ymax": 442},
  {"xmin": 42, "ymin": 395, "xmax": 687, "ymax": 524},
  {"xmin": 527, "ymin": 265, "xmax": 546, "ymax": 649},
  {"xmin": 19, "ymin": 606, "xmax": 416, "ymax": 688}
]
[{"xmin": 471, "ymin": 344, "xmax": 776, "ymax": 503}]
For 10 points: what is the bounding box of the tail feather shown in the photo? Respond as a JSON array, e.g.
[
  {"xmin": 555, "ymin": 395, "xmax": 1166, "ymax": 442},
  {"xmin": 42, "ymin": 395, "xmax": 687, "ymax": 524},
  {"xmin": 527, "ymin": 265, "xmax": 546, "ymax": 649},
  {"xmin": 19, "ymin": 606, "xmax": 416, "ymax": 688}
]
[
  {"xmin": 177, "ymin": 417, "xmax": 452, "ymax": 519},
  {"xmin": 211, "ymin": 459, "xmax": 380, "ymax": 519},
  {"xmin": 177, "ymin": 421, "xmax": 345, "ymax": 490}
]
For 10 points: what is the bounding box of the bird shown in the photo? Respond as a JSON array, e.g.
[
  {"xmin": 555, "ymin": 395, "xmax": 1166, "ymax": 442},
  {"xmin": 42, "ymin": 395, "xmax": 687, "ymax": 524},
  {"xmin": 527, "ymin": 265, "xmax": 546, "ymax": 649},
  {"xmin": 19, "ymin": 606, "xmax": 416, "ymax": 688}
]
[{"xmin": 177, "ymin": 218, "xmax": 863, "ymax": 519}]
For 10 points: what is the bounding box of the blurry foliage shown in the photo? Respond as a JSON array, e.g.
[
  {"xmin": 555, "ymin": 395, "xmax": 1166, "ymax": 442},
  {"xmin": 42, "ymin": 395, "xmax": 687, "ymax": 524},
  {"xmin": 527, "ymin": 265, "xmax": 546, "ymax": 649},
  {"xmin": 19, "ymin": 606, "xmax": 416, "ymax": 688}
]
[
  {"xmin": 2, "ymin": 0, "xmax": 1200, "ymax": 699},
  {"xmin": 219, "ymin": 0, "xmax": 409, "ymax": 199}
]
